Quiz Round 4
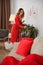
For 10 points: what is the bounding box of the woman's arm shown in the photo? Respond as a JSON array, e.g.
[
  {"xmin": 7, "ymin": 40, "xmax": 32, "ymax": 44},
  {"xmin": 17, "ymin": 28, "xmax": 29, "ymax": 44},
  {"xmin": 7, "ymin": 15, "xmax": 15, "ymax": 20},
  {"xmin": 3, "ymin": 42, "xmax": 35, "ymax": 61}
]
[{"xmin": 15, "ymin": 16, "xmax": 24, "ymax": 29}]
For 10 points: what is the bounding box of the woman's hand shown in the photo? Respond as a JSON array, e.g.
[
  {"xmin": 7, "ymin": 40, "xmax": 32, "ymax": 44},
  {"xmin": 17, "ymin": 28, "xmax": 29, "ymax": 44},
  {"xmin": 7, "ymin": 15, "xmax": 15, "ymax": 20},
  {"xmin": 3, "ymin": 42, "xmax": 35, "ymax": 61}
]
[
  {"xmin": 24, "ymin": 26, "xmax": 27, "ymax": 28},
  {"xmin": 23, "ymin": 20, "xmax": 25, "ymax": 22},
  {"xmin": 22, "ymin": 20, "xmax": 25, "ymax": 23}
]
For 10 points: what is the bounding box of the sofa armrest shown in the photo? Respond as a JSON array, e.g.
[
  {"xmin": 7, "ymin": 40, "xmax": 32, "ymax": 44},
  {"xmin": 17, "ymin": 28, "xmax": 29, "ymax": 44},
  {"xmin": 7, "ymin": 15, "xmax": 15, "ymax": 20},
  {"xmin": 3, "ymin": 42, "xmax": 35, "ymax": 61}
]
[{"xmin": 8, "ymin": 42, "xmax": 25, "ymax": 61}]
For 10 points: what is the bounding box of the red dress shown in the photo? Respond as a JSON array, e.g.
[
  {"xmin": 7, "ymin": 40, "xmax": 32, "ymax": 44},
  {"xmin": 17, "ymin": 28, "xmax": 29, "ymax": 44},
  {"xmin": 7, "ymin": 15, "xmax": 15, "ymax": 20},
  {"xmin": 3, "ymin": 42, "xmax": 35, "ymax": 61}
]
[{"xmin": 10, "ymin": 15, "xmax": 24, "ymax": 43}]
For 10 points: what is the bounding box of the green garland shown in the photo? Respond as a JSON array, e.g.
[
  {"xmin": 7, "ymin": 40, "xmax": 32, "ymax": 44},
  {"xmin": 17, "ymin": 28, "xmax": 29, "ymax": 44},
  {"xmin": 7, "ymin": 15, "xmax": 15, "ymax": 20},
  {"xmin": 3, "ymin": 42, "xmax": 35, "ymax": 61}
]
[{"xmin": 19, "ymin": 24, "xmax": 38, "ymax": 39}]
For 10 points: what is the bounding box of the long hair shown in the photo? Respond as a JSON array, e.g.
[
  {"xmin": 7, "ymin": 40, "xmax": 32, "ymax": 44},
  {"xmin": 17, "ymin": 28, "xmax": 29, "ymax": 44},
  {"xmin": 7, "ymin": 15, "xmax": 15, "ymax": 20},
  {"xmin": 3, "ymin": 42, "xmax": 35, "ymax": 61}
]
[{"xmin": 17, "ymin": 8, "xmax": 24, "ymax": 18}]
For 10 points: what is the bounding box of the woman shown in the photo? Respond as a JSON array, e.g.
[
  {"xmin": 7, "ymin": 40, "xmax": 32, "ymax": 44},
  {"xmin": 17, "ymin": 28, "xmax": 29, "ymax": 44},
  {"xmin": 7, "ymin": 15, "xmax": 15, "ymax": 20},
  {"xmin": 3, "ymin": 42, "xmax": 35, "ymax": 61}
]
[
  {"xmin": 10, "ymin": 8, "xmax": 26, "ymax": 43},
  {"xmin": 5, "ymin": 8, "xmax": 26, "ymax": 49}
]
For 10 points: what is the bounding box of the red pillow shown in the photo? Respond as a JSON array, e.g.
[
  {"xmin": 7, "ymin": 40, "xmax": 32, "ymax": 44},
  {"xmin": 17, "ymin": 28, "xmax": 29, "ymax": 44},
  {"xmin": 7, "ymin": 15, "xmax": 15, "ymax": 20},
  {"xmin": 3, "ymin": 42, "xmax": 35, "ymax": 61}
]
[{"xmin": 16, "ymin": 37, "xmax": 33, "ymax": 56}]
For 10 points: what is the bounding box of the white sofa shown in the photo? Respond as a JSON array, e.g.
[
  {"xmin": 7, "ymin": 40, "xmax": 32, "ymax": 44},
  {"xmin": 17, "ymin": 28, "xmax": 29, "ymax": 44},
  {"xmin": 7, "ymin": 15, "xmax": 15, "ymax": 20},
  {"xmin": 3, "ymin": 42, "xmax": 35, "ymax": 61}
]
[
  {"xmin": 6, "ymin": 36, "xmax": 43, "ymax": 61},
  {"xmin": 8, "ymin": 42, "xmax": 25, "ymax": 61}
]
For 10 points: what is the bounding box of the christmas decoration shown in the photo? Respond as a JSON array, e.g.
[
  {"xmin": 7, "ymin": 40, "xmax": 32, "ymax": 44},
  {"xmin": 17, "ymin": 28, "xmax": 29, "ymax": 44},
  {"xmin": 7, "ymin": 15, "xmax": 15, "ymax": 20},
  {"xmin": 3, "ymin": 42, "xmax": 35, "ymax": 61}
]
[{"xmin": 19, "ymin": 24, "xmax": 38, "ymax": 39}]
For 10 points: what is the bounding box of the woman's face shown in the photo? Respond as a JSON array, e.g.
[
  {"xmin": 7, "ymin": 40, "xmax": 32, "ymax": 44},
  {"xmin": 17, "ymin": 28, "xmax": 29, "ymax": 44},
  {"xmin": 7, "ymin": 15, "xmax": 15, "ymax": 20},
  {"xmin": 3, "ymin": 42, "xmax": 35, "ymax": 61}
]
[{"xmin": 20, "ymin": 10, "xmax": 24, "ymax": 16}]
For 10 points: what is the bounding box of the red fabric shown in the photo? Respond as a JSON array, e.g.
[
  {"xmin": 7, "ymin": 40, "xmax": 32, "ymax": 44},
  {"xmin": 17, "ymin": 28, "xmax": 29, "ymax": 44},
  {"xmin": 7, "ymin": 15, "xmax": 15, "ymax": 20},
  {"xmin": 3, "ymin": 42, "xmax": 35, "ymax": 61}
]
[
  {"xmin": 1, "ymin": 56, "xmax": 19, "ymax": 65},
  {"xmin": 16, "ymin": 37, "xmax": 33, "ymax": 56},
  {"xmin": 10, "ymin": 15, "xmax": 24, "ymax": 43},
  {"xmin": 17, "ymin": 54, "xmax": 43, "ymax": 65},
  {"xmin": 8, "ymin": 24, "xmax": 13, "ymax": 27},
  {"xmin": 1, "ymin": 54, "xmax": 43, "ymax": 65}
]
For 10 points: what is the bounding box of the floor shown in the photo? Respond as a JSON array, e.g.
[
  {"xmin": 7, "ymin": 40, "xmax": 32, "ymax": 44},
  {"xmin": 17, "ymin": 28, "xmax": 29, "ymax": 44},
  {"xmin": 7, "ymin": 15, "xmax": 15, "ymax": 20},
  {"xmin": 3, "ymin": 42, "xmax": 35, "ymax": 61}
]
[{"xmin": 0, "ymin": 42, "xmax": 10, "ymax": 63}]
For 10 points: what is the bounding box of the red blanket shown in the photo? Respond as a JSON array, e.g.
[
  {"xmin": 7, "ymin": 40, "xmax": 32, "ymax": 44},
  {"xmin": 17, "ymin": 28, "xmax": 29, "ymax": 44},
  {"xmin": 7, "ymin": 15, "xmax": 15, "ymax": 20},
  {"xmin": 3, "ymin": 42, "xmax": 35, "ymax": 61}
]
[{"xmin": 1, "ymin": 54, "xmax": 43, "ymax": 65}]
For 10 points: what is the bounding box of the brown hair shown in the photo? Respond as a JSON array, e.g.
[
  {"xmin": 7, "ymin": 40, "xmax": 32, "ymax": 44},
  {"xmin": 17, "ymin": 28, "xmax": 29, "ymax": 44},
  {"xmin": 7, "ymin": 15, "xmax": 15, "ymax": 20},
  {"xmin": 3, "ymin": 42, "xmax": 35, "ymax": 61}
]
[{"xmin": 17, "ymin": 8, "xmax": 24, "ymax": 18}]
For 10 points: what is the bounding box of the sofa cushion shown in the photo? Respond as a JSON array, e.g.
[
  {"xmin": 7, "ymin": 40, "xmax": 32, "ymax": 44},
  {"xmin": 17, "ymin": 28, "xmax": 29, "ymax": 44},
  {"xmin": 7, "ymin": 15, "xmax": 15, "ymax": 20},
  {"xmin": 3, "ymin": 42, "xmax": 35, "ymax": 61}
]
[
  {"xmin": 30, "ymin": 36, "xmax": 43, "ymax": 56},
  {"xmin": 16, "ymin": 37, "xmax": 33, "ymax": 56}
]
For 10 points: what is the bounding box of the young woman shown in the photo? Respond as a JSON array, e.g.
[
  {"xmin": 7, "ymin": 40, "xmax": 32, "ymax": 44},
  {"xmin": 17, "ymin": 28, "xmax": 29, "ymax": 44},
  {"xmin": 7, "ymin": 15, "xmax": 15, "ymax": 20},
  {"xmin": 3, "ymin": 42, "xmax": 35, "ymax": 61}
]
[
  {"xmin": 5, "ymin": 8, "xmax": 26, "ymax": 49},
  {"xmin": 10, "ymin": 8, "xmax": 26, "ymax": 43}
]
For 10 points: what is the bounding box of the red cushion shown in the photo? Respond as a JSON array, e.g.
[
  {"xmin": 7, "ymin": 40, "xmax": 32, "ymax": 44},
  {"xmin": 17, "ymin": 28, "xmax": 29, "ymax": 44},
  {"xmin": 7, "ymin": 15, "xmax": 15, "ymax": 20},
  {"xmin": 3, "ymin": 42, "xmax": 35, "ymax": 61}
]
[{"xmin": 16, "ymin": 37, "xmax": 33, "ymax": 56}]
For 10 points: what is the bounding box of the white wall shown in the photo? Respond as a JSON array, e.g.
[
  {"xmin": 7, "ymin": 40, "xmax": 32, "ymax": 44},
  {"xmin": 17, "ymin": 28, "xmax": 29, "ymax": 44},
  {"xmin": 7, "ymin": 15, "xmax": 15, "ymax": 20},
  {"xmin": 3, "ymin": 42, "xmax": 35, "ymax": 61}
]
[{"xmin": 10, "ymin": 0, "xmax": 43, "ymax": 36}]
